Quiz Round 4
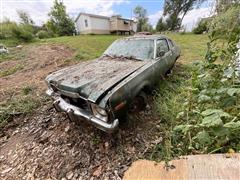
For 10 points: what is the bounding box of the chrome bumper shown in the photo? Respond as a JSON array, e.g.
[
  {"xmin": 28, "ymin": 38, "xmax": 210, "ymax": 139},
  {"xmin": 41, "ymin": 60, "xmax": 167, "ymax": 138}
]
[{"xmin": 46, "ymin": 89, "xmax": 119, "ymax": 133}]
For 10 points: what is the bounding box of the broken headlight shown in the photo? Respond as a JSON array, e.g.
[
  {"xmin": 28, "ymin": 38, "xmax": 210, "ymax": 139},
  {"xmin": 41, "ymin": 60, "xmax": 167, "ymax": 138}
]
[{"xmin": 91, "ymin": 104, "xmax": 108, "ymax": 122}]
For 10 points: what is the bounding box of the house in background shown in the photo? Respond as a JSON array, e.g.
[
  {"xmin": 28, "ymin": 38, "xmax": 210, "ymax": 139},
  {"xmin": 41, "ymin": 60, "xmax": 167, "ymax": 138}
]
[{"xmin": 75, "ymin": 13, "xmax": 137, "ymax": 35}]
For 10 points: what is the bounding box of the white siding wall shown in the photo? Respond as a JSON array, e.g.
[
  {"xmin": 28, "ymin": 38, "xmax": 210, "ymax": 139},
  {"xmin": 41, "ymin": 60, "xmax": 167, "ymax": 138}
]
[
  {"xmin": 90, "ymin": 17, "xmax": 110, "ymax": 30},
  {"xmin": 75, "ymin": 14, "xmax": 134, "ymax": 34},
  {"xmin": 75, "ymin": 14, "xmax": 91, "ymax": 33}
]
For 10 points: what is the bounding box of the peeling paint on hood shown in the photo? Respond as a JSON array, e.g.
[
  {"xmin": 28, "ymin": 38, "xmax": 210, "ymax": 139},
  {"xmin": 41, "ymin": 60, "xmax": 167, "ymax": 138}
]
[{"xmin": 46, "ymin": 57, "xmax": 148, "ymax": 102}]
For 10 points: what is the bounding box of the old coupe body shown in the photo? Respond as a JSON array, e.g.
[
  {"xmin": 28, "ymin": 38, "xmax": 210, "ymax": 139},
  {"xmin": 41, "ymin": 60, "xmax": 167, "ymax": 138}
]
[{"xmin": 45, "ymin": 35, "xmax": 180, "ymax": 133}]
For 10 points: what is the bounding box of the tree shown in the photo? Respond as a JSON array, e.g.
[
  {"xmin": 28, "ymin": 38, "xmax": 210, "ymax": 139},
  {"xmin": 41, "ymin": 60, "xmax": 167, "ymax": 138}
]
[
  {"xmin": 133, "ymin": 5, "xmax": 149, "ymax": 32},
  {"xmin": 165, "ymin": 14, "xmax": 182, "ymax": 31},
  {"xmin": 17, "ymin": 10, "xmax": 34, "ymax": 25},
  {"xmin": 156, "ymin": 17, "xmax": 168, "ymax": 32},
  {"xmin": 47, "ymin": 0, "xmax": 75, "ymax": 36},
  {"xmin": 163, "ymin": 0, "xmax": 206, "ymax": 30}
]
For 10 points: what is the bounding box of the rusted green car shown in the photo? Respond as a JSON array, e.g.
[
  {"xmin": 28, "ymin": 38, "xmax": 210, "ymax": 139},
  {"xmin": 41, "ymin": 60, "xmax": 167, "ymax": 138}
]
[{"xmin": 45, "ymin": 35, "xmax": 180, "ymax": 133}]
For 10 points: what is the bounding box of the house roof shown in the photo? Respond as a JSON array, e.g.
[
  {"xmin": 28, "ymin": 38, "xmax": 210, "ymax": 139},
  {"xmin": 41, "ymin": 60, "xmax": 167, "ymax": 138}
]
[
  {"xmin": 75, "ymin": 13, "xmax": 110, "ymax": 22},
  {"xmin": 75, "ymin": 13, "xmax": 134, "ymax": 22}
]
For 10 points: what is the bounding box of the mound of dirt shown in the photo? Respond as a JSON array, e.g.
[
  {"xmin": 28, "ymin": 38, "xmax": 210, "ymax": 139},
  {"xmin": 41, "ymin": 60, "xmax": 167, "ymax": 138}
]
[{"xmin": 0, "ymin": 45, "xmax": 73, "ymax": 99}]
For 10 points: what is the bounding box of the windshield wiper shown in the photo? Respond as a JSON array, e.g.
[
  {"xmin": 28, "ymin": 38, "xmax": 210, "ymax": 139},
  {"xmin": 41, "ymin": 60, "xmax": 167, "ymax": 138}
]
[
  {"xmin": 121, "ymin": 55, "xmax": 142, "ymax": 61},
  {"xmin": 102, "ymin": 54, "xmax": 114, "ymax": 58},
  {"xmin": 103, "ymin": 54, "xmax": 142, "ymax": 61}
]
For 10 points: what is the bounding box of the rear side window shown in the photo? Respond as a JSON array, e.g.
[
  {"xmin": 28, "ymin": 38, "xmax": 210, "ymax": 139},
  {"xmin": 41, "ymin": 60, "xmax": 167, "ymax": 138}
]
[
  {"xmin": 168, "ymin": 39, "xmax": 174, "ymax": 48},
  {"xmin": 156, "ymin": 39, "xmax": 169, "ymax": 57}
]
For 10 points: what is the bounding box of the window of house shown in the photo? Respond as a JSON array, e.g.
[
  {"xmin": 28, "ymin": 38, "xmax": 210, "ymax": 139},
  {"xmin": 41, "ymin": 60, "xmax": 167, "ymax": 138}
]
[{"xmin": 84, "ymin": 19, "xmax": 88, "ymax": 27}]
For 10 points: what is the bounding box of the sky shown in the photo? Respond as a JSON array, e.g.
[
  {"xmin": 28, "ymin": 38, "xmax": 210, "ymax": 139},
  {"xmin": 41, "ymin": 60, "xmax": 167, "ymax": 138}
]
[{"xmin": 0, "ymin": 0, "xmax": 215, "ymax": 31}]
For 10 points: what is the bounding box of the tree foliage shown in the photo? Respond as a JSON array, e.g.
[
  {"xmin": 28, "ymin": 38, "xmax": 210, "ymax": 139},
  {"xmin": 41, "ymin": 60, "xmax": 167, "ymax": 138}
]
[
  {"xmin": 215, "ymin": 0, "xmax": 240, "ymax": 14},
  {"xmin": 133, "ymin": 5, "xmax": 149, "ymax": 32},
  {"xmin": 47, "ymin": 0, "xmax": 75, "ymax": 36},
  {"xmin": 156, "ymin": 17, "xmax": 168, "ymax": 32},
  {"xmin": 163, "ymin": 0, "xmax": 206, "ymax": 30},
  {"xmin": 17, "ymin": 10, "xmax": 34, "ymax": 25}
]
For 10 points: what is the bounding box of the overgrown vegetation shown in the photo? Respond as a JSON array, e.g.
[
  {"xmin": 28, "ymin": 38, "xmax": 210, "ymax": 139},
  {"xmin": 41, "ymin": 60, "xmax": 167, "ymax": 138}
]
[
  {"xmin": 0, "ymin": 87, "xmax": 43, "ymax": 128},
  {"xmin": 153, "ymin": 5, "xmax": 240, "ymax": 161},
  {"xmin": 0, "ymin": 20, "xmax": 34, "ymax": 44}
]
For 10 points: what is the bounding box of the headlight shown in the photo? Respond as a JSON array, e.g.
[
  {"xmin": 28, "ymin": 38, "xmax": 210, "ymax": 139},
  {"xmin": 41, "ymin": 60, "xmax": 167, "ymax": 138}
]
[{"xmin": 91, "ymin": 104, "xmax": 108, "ymax": 122}]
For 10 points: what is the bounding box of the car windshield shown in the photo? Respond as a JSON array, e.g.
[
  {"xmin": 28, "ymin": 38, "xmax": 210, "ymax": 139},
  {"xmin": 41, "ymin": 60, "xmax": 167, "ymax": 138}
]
[{"xmin": 103, "ymin": 39, "xmax": 154, "ymax": 60}]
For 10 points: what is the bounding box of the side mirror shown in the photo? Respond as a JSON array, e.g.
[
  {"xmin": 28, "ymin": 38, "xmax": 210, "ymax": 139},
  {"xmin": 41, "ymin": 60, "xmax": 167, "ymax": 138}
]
[{"xmin": 158, "ymin": 50, "xmax": 165, "ymax": 57}]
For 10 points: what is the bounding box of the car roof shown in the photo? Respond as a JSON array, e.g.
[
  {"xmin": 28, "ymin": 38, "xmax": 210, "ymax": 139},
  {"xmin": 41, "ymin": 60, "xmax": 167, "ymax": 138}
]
[{"xmin": 122, "ymin": 34, "xmax": 170, "ymax": 40}]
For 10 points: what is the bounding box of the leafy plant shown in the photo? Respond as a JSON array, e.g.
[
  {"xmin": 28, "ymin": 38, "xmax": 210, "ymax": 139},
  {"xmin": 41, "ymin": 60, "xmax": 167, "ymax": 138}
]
[
  {"xmin": 46, "ymin": 0, "xmax": 76, "ymax": 36},
  {"xmin": 153, "ymin": 6, "xmax": 240, "ymax": 161}
]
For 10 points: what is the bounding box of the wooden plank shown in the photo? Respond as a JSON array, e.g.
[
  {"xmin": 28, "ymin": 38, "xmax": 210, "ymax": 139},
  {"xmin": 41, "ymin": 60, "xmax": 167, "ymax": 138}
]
[{"xmin": 123, "ymin": 154, "xmax": 240, "ymax": 180}]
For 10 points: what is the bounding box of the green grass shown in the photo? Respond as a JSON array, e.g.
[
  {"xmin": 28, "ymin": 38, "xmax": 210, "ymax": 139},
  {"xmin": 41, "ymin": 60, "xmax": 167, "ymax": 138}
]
[
  {"xmin": 0, "ymin": 38, "xmax": 21, "ymax": 47},
  {"xmin": 0, "ymin": 85, "xmax": 48, "ymax": 127},
  {"xmin": 41, "ymin": 35, "xmax": 122, "ymax": 61},
  {"xmin": 151, "ymin": 64, "xmax": 193, "ymax": 161},
  {"xmin": 0, "ymin": 46, "xmax": 26, "ymax": 63},
  {"xmin": 38, "ymin": 34, "xmax": 208, "ymax": 64},
  {"xmin": 167, "ymin": 33, "xmax": 208, "ymax": 64}
]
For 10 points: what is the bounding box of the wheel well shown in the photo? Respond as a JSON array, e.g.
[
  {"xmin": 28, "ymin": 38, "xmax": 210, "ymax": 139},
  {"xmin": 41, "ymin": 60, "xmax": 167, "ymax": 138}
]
[{"xmin": 142, "ymin": 85, "xmax": 152, "ymax": 94}]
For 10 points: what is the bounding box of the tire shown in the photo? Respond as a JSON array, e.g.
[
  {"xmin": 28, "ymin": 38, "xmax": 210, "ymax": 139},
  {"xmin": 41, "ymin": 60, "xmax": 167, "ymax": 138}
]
[
  {"xmin": 165, "ymin": 65, "xmax": 174, "ymax": 75},
  {"xmin": 128, "ymin": 91, "xmax": 147, "ymax": 114}
]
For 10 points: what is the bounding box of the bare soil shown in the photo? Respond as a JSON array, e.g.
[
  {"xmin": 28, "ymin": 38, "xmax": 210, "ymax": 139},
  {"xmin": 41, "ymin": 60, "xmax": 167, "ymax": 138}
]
[
  {"xmin": 0, "ymin": 45, "xmax": 73, "ymax": 100},
  {"xmin": 0, "ymin": 45, "xmax": 163, "ymax": 179}
]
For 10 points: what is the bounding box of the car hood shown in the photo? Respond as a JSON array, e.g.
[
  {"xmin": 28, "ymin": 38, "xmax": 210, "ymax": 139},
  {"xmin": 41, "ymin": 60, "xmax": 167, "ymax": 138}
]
[{"xmin": 46, "ymin": 57, "xmax": 147, "ymax": 103}]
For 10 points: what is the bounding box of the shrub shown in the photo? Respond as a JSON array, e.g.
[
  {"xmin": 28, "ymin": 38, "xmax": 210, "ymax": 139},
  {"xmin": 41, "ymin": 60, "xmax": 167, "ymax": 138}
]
[
  {"xmin": 0, "ymin": 20, "xmax": 35, "ymax": 42},
  {"xmin": 11, "ymin": 24, "xmax": 34, "ymax": 42},
  {"xmin": 37, "ymin": 30, "xmax": 51, "ymax": 39},
  {"xmin": 0, "ymin": 21, "xmax": 18, "ymax": 39},
  {"xmin": 193, "ymin": 20, "xmax": 209, "ymax": 34}
]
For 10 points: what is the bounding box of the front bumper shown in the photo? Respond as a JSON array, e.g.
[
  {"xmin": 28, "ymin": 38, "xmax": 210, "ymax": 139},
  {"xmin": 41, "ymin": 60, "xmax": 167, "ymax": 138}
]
[{"xmin": 46, "ymin": 89, "xmax": 119, "ymax": 133}]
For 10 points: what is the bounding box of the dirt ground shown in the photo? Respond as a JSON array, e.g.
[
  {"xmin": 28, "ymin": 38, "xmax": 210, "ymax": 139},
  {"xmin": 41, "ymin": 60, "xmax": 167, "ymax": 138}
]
[
  {"xmin": 0, "ymin": 45, "xmax": 163, "ymax": 179},
  {"xmin": 0, "ymin": 45, "xmax": 73, "ymax": 101}
]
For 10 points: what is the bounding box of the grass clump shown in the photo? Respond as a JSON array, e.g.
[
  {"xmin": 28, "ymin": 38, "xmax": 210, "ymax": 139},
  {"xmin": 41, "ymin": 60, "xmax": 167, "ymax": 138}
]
[
  {"xmin": 22, "ymin": 85, "xmax": 34, "ymax": 95},
  {"xmin": 0, "ymin": 64, "xmax": 24, "ymax": 77},
  {"xmin": 0, "ymin": 85, "xmax": 47, "ymax": 127},
  {"xmin": 0, "ymin": 95, "xmax": 41, "ymax": 127}
]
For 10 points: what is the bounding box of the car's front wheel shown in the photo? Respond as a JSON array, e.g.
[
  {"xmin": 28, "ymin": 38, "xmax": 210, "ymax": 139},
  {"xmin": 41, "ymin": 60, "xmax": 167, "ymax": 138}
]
[{"xmin": 128, "ymin": 92, "xmax": 147, "ymax": 114}]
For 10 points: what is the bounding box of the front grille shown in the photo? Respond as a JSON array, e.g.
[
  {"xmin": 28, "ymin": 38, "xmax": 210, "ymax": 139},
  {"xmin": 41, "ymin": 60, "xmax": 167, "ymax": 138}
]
[{"xmin": 61, "ymin": 94, "xmax": 90, "ymax": 111}]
